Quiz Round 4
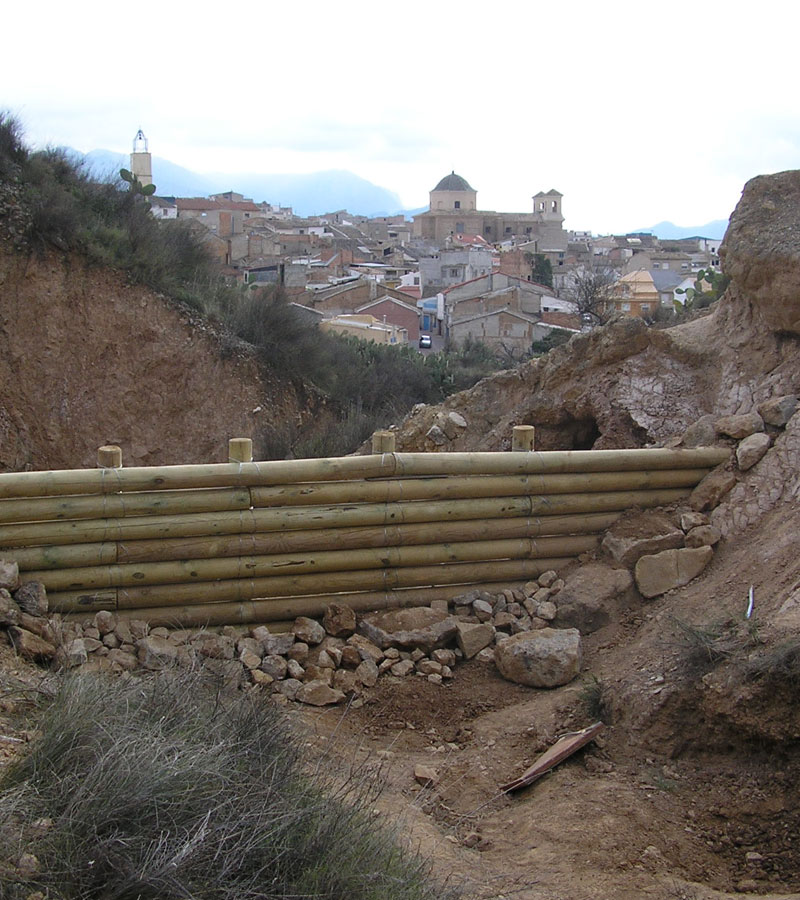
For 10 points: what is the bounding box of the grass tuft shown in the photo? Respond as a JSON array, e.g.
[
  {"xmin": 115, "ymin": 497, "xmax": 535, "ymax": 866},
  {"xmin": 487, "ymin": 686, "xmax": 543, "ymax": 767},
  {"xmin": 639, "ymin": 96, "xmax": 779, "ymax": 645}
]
[{"xmin": 0, "ymin": 670, "xmax": 459, "ymax": 900}]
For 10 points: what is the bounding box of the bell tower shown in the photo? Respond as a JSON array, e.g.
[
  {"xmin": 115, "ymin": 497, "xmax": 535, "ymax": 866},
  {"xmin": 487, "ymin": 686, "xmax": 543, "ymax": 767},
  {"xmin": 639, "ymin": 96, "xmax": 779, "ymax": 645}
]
[{"xmin": 130, "ymin": 129, "xmax": 152, "ymax": 188}]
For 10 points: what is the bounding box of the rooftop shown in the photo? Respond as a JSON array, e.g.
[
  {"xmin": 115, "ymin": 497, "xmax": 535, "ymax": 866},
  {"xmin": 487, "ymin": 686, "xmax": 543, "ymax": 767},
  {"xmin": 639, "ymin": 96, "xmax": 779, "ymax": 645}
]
[{"xmin": 432, "ymin": 171, "xmax": 474, "ymax": 192}]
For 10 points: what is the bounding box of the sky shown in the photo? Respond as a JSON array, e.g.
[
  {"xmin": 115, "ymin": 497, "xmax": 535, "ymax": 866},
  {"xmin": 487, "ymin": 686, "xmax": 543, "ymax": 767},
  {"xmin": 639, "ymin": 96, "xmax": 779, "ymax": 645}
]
[{"xmin": 3, "ymin": 0, "xmax": 799, "ymax": 234}]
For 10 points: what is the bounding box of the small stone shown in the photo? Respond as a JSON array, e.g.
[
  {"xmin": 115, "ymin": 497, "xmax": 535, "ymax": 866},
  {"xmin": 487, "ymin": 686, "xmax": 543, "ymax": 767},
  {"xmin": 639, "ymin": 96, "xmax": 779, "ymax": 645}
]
[
  {"xmin": 259, "ymin": 631, "xmax": 296, "ymax": 656},
  {"xmin": 128, "ymin": 619, "xmax": 149, "ymax": 641},
  {"xmin": 250, "ymin": 669, "xmax": 274, "ymax": 687},
  {"xmin": 15, "ymin": 852, "xmax": 39, "ymax": 877},
  {"xmin": 455, "ymin": 621, "xmax": 495, "ymax": 659},
  {"xmin": 430, "ymin": 599, "xmax": 450, "ymax": 614},
  {"xmin": 114, "ymin": 621, "xmax": 134, "ymax": 644},
  {"xmin": 758, "ymin": 394, "xmax": 797, "ymax": 427},
  {"xmin": 689, "ymin": 465, "xmax": 736, "ymax": 512},
  {"xmin": 273, "ymin": 677, "xmax": 302, "ymax": 700},
  {"xmin": 287, "ymin": 641, "xmax": 309, "ymax": 663},
  {"xmin": 261, "ymin": 655, "xmax": 288, "ymax": 680},
  {"xmin": 239, "ymin": 649, "xmax": 262, "ymax": 670},
  {"xmin": 472, "ymin": 598, "xmax": 493, "ymax": 622},
  {"xmin": 7, "ymin": 626, "xmax": 56, "ymax": 662},
  {"xmin": 340, "ymin": 646, "xmax": 362, "ymax": 668},
  {"xmin": 194, "ymin": 633, "xmax": 234, "ymax": 660},
  {"xmin": 0, "ymin": 589, "xmax": 20, "ymax": 626},
  {"xmin": 506, "ymin": 601, "xmax": 523, "ymax": 617},
  {"xmin": 431, "ymin": 648, "xmax": 456, "ymax": 666},
  {"xmin": 346, "ymin": 633, "xmax": 384, "ymax": 663},
  {"xmin": 475, "ymin": 647, "xmax": 495, "ymax": 663},
  {"xmin": 390, "ymin": 659, "xmax": 415, "ymax": 677},
  {"xmin": 93, "ymin": 610, "xmax": 116, "ymax": 635},
  {"xmin": 102, "ymin": 632, "xmax": 120, "ymax": 649},
  {"xmin": 537, "ymin": 601, "xmax": 557, "ymax": 621},
  {"xmin": 303, "ymin": 665, "xmax": 333, "ymax": 685},
  {"xmin": 685, "ymin": 525, "xmax": 721, "ymax": 548},
  {"xmin": 384, "ymin": 646, "xmax": 401, "ymax": 660},
  {"xmin": 414, "ymin": 764, "xmax": 439, "ymax": 788},
  {"xmin": 293, "ymin": 616, "xmax": 326, "ymax": 645},
  {"xmin": 714, "ymin": 412, "xmax": 764, "ymax": 440},
  {"xmin": 296, "ymin": 680, "xmax": 345, "ymax": 706},
  {"xmin": 13, "ymin": 582, "xmax": 47, "ymax": 617},
  {"xmin": 426, "ymin": 424, "xmax": 448, "ymax": 445},
  {"xmin": 136, "ymin": 636, "xmax": 176, "ymax": 669},
  {"xmin": 416, "ymin": 659, "xmax": 443, "ymax": 675},
  {"xmin": 323, "ymin": 603, "xmax": 357, "ymax": 637},
  {"xmin": 107, "ymin": 648, "xmax": 138, "ymax": 671},
  {"xmin": 682, "ymin": 414, "xmax": 717, "ymax": 448},
  {"xmin": 427, "ymin": 673, "xmax": 443, "ymax": 685},
  {"xmin": 82, "ymin": 637, "xmax": 103, "ymax": 653},
  {"xmin": 441, "ymin": 665, "xmax": 453, "ymax": 679},
  {"xmin": 315, "ymin": 649, "xmax": 335, "ymax": 669},
  {"xmin": 18, "ymin": 613, "xmax": 55, "ymax": 643},
  {"xmin": 736, "ymin": 432, "xmax": 771, "ymax": 471},
  {"xmin": 356, "ymin": 657, "xmax": 379, "ymax": 686},
  {"xmin": 680, "ymin": 511, "xmax": 709, "ymax": 532},
  {"xmin": 745, "ymin": 851, "xmax": 764, "ymax": 863},
  {"xmin": 286, "ymin": 659, "xmax": 305, "ymax": 680},
  {"xmin": 0, "ymin": 559, "xmax": 20, "ymax": 592},
  {"xmin": 550, "ymin": 579, "xmax": 565, "ymax": 594},
  {"xmin": 83, "ymin": 626, "xmax": 101, "ymax": 640}
]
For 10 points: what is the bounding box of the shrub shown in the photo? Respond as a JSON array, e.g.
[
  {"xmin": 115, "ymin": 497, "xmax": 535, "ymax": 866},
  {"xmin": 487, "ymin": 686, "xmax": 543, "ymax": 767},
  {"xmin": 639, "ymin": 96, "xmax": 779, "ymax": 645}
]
[{"xmin": 0, "ymin": 670, "xmax": 458, "ymax": 900}]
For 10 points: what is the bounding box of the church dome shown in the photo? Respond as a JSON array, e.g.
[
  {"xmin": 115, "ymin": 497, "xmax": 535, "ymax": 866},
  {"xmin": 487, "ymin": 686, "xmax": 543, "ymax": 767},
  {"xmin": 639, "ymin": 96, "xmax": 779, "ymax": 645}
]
[{"xmin": 432, "ymin": 171, "xmax": 474, "ymax": 192}]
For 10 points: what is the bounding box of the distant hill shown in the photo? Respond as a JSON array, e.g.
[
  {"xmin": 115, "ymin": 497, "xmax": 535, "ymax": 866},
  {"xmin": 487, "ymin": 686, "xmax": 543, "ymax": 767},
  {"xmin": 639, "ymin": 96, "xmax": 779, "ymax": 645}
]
[
  {"xmin": 635, "ymin": 219, "xmax": 729, "ymax": 240},
  {"xmin": 76, "ymin": 149, "xmax": 404, "ymax": 218}
]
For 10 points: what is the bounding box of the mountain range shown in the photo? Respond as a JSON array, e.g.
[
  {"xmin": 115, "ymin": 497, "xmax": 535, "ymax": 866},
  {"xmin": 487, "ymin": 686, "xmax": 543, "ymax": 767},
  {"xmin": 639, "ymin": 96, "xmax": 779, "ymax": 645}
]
[{"xmin": 74, "ymin": 148, "xmax": 728, "ymax": 237}]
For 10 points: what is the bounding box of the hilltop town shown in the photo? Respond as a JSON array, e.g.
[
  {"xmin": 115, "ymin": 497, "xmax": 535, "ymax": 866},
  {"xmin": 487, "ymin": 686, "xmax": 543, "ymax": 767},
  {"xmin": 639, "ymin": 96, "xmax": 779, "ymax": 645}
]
[{"xmin": 129, "ymin": 131, "xmax": 723, "ymax": 353}]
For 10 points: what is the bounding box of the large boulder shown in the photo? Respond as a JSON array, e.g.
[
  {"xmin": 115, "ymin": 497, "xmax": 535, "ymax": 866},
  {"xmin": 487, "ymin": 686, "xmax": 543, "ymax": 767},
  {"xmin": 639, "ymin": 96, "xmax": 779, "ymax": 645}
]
[
  {"xmin": 554, "ymin": 563, "xmax": 636, "ymax": 633},
  {"xmin": 358, "ymin": 607, "xmax": 458, "ymax": 652},
  {"xmin": 634, "ymin": 546, "xmax": 714, "ymax": 599},
  {"xmin": 494, "ymin": 628, "xmax": 582, "ymax": 688},
  {"xmin": 601, "ymin": 511, "xmax": 684, "ymax": 567}
]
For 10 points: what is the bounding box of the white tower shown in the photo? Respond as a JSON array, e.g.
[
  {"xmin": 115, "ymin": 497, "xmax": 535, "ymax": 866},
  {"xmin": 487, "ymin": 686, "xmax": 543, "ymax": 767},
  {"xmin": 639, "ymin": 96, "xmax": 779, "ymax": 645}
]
[{"xmin": 130, "ymin": 129, "xmax": 153, "ymax": 188}]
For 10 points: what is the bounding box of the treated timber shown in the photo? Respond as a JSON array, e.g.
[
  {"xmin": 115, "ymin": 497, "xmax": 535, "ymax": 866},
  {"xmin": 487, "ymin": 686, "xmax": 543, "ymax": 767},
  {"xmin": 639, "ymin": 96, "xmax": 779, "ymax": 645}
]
[
  {"xmin": 0, "ymin": 447, "xmax": 729, "ymax": 498},
  {"xmin": 247, "ymin": 468, "xmax": 708, "ymax": 508},
  {"xmin": 0, "ymin": 488, "xmax": 689, "ymax": 548},
  {"xmin": 25, "ymin": 535, "xmax": 600, "ymax": 592},
  {"xmin": 108, "ymin": 581, "xmax": 535, "ymax": 628},
  {"xmin": 7, "ymin": 512, "xmax": 621, "ymax": 571},
  {"xmin": 49, "ymin": 557, "xmax": 575, "ymax": 613}
]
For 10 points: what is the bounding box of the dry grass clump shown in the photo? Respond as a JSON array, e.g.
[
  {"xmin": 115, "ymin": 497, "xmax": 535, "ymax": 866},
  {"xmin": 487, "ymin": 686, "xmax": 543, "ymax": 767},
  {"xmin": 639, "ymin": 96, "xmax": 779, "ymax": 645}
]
[{"xmin": 0, "ymin": 670, "xmax": 459, "ymax": 900}]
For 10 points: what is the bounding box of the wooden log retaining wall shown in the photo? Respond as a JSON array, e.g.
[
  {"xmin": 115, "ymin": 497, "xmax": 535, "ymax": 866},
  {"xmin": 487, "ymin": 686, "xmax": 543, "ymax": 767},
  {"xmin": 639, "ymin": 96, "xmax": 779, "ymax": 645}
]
[{"xmin": 0, "ymin": 434, "xmax": 729, "ymax": 627}]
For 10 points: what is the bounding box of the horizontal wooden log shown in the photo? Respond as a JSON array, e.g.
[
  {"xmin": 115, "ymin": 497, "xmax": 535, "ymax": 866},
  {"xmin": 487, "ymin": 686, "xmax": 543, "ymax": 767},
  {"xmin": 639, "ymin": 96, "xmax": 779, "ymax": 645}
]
[
  {"xmin": 0, "ymin": 447, "xmax": 729, "ymax": 498},
  {"xmin": 49, "ymin": 557, "xmax": 576, "ymax": 613},
  {"xmin": 0, "ymin": 487, "xmax": 252, "ymax": 525},
  {"xmin": 0, "ymin": 488, "xmax": 688, "ymax": 548},
  {"xmin": 5, "ymin": 511, "xmax": 620, "ymax": 572},
  {"xmin": 106, "ymin": 581, "xmax": 540, "ymax": 628},
  {"xmin": 26, "ymin": 535, "xmax": 599, "ymax": 592},
  {"xmin": 248, "ymin": 468, "xmax": 708, "ymax": 508}
]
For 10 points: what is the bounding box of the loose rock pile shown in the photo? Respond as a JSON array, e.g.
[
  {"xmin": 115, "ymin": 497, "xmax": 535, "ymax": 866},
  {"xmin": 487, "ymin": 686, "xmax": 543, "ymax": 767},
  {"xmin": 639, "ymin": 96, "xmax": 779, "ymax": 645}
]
[{"xmin": 0, "ymin": 565, "xmax": 586, "ymax": 703}]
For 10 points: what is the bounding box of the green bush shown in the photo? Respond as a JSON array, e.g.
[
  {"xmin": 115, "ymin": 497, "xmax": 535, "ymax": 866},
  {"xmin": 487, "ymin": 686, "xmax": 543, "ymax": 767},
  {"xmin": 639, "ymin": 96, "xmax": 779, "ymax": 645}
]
[{"xmin": 0, "ymin": 670, "xmax": 459, "ymax": 900}]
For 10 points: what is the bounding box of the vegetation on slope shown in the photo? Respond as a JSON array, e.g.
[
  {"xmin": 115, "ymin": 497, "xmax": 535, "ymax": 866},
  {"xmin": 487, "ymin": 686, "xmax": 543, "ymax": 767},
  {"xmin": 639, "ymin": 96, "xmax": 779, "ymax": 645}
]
[
  {"xmin": 0, "ymin": 113, "xmax": 520, "ymax": 456},
  {"xmin": 0, "ymin": 669, "xmax": 459, "ymax": 900}
]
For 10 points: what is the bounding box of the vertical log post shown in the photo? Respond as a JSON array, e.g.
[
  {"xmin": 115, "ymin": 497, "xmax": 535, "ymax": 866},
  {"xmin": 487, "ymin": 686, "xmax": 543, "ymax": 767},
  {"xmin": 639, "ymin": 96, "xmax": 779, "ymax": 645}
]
[
  {"xmin": 97, "ymin": 445, "xmax": 123, "ymax": 468},
  {"xmin": 512, "ymin": 425, "xmax": 535, "ymax": 452},
  {"xmin": 228, "ymin": 438, "xmax": 253, "ymax": 463},
  {"xmin": 371, "ymin": 430, "xmax": 396, "ymax": 454}
]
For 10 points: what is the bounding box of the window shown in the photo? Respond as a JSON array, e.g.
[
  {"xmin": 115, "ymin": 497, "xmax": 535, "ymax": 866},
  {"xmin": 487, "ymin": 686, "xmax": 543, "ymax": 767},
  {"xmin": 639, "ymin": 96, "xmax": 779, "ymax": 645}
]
[
  {"xmin": 456, "ymin": 222, "xmax": 464, "ymax": 233},
  {"xmin": 551, "ymin": 200, "xmax": 558, "ymax": 213},
  {"xmin": 641, "ymin": 304, "xmax": 650, "ymax": 313},
  {"xmin": 450, "ymin": 268, "xmax": 460, "ymax": 278},
  {"xmin": 526, "ymin": 227, "xmax": 532, "ymax": 234},
  {"xmin": 454, "ymin": 201, "xmax": 461, "ymax": 209},
  {"xmin": 621, "ymin": 302, "xmax": 631, "ymax": 311},
  {"xmin": 505, "ymin": 227, "xmax": 512, "ymax": 234},
  {"xmin": 485, "ymin": 226, "xmax": 492, "ymax": 234}
]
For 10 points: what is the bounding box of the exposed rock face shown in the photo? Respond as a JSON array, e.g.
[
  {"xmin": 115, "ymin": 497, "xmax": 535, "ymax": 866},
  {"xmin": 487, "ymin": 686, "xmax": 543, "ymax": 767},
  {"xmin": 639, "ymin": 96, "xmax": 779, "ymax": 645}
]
[
  {"xmin": 601, "ymin": 512, "xmax": 684, "ymax": 567},
  {"xmin": 495, "ymin": 628, "xmax": 582, "ymax": 688}
]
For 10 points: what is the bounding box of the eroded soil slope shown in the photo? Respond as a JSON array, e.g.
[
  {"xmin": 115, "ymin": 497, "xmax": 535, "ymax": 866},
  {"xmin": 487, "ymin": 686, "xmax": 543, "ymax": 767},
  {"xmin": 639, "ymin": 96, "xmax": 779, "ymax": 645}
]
[{"xmin": 0, "ymin": 250, "xmax": 310, "ymax": 471}]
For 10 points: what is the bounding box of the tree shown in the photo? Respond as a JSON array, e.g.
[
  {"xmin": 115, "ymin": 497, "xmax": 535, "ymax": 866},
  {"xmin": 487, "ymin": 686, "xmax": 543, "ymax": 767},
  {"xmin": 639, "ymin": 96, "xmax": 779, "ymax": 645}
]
[{"xmin": 565, "ymin": 264, "xmax": 617, "ymax": 324}]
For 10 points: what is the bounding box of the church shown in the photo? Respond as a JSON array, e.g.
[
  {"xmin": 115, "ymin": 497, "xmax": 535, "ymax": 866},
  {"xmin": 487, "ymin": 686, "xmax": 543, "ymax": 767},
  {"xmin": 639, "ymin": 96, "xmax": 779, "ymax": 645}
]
[{"xmin": 412, "ymin": 172, "xmax": 567, "ymax": 253}]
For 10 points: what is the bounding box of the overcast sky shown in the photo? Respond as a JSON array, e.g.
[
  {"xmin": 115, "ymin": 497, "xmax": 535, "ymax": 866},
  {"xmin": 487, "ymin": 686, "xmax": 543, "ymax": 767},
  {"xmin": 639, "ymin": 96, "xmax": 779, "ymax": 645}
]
[{"xmin": 4, "ymin": 0, "xmax": 798, "ymax": 233}]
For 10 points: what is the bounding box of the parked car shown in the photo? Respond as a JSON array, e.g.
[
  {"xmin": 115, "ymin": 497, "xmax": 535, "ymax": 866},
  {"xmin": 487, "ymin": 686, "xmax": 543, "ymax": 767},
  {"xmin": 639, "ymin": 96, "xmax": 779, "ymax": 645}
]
[{"xmin": 419, "ymin": 334, "xmax": 432, "ymax": 349}]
